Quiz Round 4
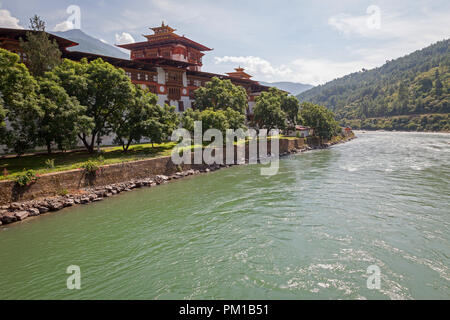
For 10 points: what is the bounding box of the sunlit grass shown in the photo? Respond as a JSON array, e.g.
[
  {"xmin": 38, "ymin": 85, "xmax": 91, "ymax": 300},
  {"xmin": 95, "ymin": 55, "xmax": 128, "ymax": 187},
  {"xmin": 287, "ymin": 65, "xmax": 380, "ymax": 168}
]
[
  {"xmin": 0, "ymin": 142, "xmax": 176, "ymax": 181},
  {"xmin": 0, "ymin": 137, "xmax": 299, "ymax": 181}
]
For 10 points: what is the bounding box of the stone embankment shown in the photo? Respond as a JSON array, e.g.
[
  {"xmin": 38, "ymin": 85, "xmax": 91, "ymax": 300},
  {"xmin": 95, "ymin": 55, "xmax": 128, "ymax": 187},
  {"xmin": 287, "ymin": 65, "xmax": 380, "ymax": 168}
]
[{"xmin": 0, "ymin": 135, "xmax": 356, "ymax": 226}]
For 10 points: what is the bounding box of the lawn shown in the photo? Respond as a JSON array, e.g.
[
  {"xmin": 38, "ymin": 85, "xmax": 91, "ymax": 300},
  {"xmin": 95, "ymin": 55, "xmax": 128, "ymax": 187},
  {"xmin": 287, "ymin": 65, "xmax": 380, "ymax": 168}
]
[
  {"xmin": 0, "ymin": 136, "xmax": 299, "ymax": 181},
  {"xmin": 0, "ymin": 142, "xmax": 177, "ymax": 181}
]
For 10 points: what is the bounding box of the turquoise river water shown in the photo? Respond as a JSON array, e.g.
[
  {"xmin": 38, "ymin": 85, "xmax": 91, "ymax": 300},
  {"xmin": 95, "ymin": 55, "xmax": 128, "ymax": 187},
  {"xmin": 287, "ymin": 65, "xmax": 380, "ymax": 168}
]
[{"xmin": 0, "ymin": 131, "xmax": 449, "ymax": 300}]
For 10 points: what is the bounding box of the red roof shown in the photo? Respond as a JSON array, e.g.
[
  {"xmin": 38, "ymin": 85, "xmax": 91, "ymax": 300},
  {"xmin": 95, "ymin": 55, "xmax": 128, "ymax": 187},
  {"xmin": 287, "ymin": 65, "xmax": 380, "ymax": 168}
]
[{"xmin": 296, "ymin": 126, "xmax": 312, "ymax": 130}]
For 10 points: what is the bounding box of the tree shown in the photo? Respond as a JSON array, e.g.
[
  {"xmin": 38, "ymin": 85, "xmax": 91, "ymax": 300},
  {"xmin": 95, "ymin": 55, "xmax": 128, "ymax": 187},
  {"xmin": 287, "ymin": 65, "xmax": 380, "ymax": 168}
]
[
  {"xmin": 299, "ymin": 102, "xmax": 340, "ymax": 140},
  {"xmin": 435, "ymin": 69, "xmax": 443, "ymax": 97},
  {"xmin": 0, "ymin": 48, "xmax": 41, "ymax": 155},
  {"xmin": 36, "ymin": 77, "xmax": 93, "ymax": 153},
  {"xmin": 224, "ymin": 108, "xmax": 246, "ymax": 130},
  {"xmin": 20, "ymin": 15, "xmax": 62, "ymax": 77},
  {"xmin": 281, "ymin": 94, "xmax": 301, "ymax": 130},
  {"xmin": 111, "ymin": 86, "xmax": 179, "ymax": 151},
  {"xmin": 194, "ymin": 77, "xmax": 248, "ymax": 114},
  {"xmin": 253, "ymin": 87, "xmax": 287, "ymax": 131},
  {"xmin": 111, "ymin": 87, "xmax": 158, "ymax": 151},
  {"xmin": 51, "ymin": 58, "xmax": 135, "ymax": 153}
]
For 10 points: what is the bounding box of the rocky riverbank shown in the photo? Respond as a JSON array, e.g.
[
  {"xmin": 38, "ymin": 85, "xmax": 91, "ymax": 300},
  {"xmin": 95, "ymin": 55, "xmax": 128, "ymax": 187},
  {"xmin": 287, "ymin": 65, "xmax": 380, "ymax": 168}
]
[{"xmin": 0, "ymin": 136, "xmax": 356, "ymax": 227}]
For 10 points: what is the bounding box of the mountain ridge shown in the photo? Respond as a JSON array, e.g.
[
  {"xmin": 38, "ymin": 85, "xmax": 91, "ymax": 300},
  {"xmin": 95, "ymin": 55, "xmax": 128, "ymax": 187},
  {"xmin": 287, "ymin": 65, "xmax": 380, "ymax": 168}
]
[
  {"xmin": 50, "ymin": 29, "xmax": 129, "ymax": 60},
  {"xmin": 260, "ymin": 81, "xmax": 313, "ymax": 95},
  {"xmin": 297, "ymin": 39, "xmax": 449, "ymax": 131}
]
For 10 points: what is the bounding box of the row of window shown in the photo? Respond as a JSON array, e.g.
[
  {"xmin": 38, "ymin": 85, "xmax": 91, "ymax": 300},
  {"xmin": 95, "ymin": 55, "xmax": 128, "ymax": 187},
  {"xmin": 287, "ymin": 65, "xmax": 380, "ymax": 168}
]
[{"xmin": 125, "ymin": 71, "xmax": 158, "ymax": 83}]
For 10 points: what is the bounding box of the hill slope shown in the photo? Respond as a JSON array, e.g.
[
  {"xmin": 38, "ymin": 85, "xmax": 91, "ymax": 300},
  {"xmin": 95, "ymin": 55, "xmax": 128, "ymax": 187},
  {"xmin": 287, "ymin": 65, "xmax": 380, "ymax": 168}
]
[
  {"xmin": 51, "ymin": 29, "xmax": 129, "ymax": 60},
  {"xmin": 297, "ymin": 39, "xmax": 449, "ymax": 131},
  {"xmin": 260, "ymin": 81, "xmax": 313, "ymax": 95}
]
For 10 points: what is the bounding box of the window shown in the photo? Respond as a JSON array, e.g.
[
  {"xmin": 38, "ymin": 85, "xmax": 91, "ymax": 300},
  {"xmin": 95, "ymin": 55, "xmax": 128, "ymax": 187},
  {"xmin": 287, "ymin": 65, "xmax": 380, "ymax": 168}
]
[
  {"xmin": 125, "ymin": 72, "xmax": 132, "ymax": 78},
  {"xmin": 145, "ymin": 74, "xmax": 149, "ymax": 81},
  {"xmin": 166, "ymin": 71, "xmax": 183, "ymax": 84},
  {"xmin": 162, "ymin": 50, "xmax": 171, "ymax": 58},
  {"xmin": 137, "ymin": 73, "xmax": 141, "ymax": 80},
  {"xmin": 148, "ymin": 49, "xmax": 158, "ymax": 57},
  {"xmin": 178, "ymin": 101, "xmax": 184, "ymax": 112},
  {"xmin": 148, "ymin": 85, "xmax": 157, "ymax": 94},
  {"xmin": 168, "ymin": 87, "xmax": 181, "ymax": 101}
]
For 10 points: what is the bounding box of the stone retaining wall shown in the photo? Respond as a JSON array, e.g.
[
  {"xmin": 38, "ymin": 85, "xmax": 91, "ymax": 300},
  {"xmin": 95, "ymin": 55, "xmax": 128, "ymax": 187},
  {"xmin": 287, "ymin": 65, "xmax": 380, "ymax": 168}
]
[{"xmin": 0, "ymin": 138, "xmax": 308, "ymax": 205}]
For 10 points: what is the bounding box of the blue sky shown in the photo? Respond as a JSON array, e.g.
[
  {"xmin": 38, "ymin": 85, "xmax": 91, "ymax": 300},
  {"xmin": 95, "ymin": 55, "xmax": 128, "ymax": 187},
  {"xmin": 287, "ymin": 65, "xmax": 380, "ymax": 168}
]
[{"xmin": 1, "ymin": 0, "xmax": 449, "ymax": 85}]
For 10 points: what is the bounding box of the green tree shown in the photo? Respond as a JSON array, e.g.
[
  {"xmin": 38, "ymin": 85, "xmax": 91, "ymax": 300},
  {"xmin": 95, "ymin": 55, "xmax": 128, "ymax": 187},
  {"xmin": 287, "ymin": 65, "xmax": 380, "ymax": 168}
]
[
  {"xmin": 194, "ymin": 77, "xmax": 248, "ymax": 114},
  {"xmin": 20, "ymin": 15, "xmax": 62, "ymax": 77},
  {"xmin": 36, "ymin": 77, "xmax": 93, "ymax": 153},
  {"xmin": 147, "ymin": 103, "xmax": 178, "ymax": 147},
  {"xmin": 435, "ymin": 69, "xmax": 443, "ymax": 97},
  {"xmin": 253, "ymin": 87, "xmax": 287, "ymax": 131},
  {"xmin": 111, "ymin": 87, "xmax": 159, "ymax": 151},
  {"xmin": 281, "ymin": 94, "xmax": 301, "ymax": 130},
  {"xmin": 224, "ymin": 108, "xmax": 246, "ymax": 130},
  {"xmin": 299, "ymin": 102, "xmax": 340, "ymax": 140},
  {"xmin": 51, "ymin": 58, "xmax": 135, "ymax": 153},
  {"xmin": 0, "ymin": 49, "xmax": 41, "ymax": 155}
]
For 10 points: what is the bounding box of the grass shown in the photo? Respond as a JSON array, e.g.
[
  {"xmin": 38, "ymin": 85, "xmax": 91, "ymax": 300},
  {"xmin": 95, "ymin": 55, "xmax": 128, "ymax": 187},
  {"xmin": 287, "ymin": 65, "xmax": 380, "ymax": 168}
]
[
  {"xmin": 0, "ymin": 142, "xmax": 177, "ymax": 181},
  {"xmin": 0, "ymin": 136, "xmax": 302, "ymax": 181}
]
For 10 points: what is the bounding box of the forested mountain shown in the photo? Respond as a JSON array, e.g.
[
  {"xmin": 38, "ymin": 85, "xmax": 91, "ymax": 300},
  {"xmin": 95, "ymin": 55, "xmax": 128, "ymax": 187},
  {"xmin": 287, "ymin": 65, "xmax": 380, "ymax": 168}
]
[{"xmin": 297, "ymin": 39, "xmax": 449, "ymax": 131}]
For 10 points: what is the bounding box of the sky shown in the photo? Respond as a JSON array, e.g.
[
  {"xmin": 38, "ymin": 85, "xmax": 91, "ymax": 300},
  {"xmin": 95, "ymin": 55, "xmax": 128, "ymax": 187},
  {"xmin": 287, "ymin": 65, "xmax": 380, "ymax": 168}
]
[{"xmin": 0, "ymin": 0, "xmax": 449, "ymax": 85}]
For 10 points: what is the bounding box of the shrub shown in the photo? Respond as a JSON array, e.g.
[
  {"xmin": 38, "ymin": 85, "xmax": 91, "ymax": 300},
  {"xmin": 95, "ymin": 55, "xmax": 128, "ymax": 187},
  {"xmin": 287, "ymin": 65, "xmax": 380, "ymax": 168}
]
[
  {"xmin": 81, "ymin": 160, "xmax": 100, "ymax": 175},
  {"xmin": 15, "ymin": 170, "xmax": 39, "ymax": 187},
  {"xmin": 45, "ymin": 159, "xmax": 55, "ymax": 168}
]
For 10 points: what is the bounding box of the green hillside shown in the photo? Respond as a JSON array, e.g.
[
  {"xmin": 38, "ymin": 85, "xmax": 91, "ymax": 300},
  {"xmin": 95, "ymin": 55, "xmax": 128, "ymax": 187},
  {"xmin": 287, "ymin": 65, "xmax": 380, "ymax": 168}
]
[{"xmin": 297, "ymin": 39, "xmax": 450, "ymax": 132}]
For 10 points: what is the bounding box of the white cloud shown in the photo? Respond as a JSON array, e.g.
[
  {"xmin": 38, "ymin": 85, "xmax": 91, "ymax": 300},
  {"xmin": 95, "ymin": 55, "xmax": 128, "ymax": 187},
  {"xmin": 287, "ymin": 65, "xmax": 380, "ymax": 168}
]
[
  {"xmin": 214, "ymin": 55, "xmax": 379, "ymax": 86},
  {"xmin": 115, "ymin": 32, "xmax": 135, "ymax": 45},
  {"xmin": 328, "ymin": 7, "xmax": 450, "ymax": 44},
  {"xmin": 0, "ymin": 9, "xmax": 23, "ymax": 29},
  {"xmin": 53, "ymin": 20, "xmax": 74, "ymax": 32},
  {"xmin": 214, "ymin": 56, "xmax": 293, "ymax": 81},
  {"xmin": 291, "ymin": 58, "xmax": 379, "ymax": 85}
]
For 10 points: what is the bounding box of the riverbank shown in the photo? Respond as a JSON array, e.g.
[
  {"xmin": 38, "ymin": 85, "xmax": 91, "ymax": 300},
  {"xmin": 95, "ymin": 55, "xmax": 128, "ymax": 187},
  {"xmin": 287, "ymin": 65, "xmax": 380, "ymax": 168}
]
[{"xmin": 0, "ymin": 134, "xmax": 356, "ymax": 227}]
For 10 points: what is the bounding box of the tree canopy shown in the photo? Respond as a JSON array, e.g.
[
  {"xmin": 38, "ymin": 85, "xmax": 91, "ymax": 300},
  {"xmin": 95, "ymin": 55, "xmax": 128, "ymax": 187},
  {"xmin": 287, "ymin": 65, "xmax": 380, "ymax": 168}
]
[
  {"xmin": 299, "ymin": 102, "xmax": 340, "ymax": 140},
  {"xmin": 50, "ymin": 58, "xmax": 135, "ymax": 153},
  {"xmin": 194, "ymin": 77, "xmax": 248, "ymax": 114},
  {"xmin": 0, "ymin": 48, "xmax": 41, "ymax": 154},
  {"xmin": 20, "ymin": 15, "xmax": 62, "ymax": 77}
]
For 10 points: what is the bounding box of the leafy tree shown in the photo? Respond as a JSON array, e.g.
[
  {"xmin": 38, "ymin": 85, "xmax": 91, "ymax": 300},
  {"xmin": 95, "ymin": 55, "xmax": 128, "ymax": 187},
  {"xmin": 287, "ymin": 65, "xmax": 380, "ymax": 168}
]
[
  {"xmin": 299, "ymin": 102, "xmax": 340, "ymax": 140},
  {"xmin": 435, "ymin": 69, "xmax": 443, "ymax": 97},
  {"xmin": 149, "ymin": 104, "xmax": 179, "ymax": 145},
  {"xmin": 281, "ymin": 94, "xmax": 301, "ymax": 130},
  {"xmin": 194, "ymin": 77, "xmax": 248, "ymax": 114},
  {"xmin": 51, "ymin": 58, "xmax": 135, "ymax": 153},
  {"xmin": 20, "ymin": 15, "xmax": 62, "ymax": 77},
  {"xmin": 0, "ymin": 49, "xmax": 41, "ymax": 154},
  {"xmin": 36, "ymin": 77, "xmax": 93, "ymax": 153},
  {"xmin": 112, "ymin": 85, "xmax": 179, "ymax": 151},
  {"xmin": 253, "ymin": 87, "xmax": 287, "ymax": 131},
  {"xmin": 224, "ymin": 108, "xmax": 246, "ymax": 130}
]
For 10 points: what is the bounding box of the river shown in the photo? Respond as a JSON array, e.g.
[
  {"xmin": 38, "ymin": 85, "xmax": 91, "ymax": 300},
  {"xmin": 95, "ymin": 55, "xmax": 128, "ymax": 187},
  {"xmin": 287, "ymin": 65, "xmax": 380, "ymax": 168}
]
[{"xmin": 0, "ymin": 131, "xmax": 449, "ymax": 300}]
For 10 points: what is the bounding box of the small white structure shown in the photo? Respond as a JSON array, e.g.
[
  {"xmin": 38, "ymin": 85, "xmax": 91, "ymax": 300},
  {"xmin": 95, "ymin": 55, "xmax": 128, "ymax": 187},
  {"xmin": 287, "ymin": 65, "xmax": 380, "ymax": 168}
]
[{"xmin": 288, "ymin": 125, "xmax": 314, "ymax": 138}]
